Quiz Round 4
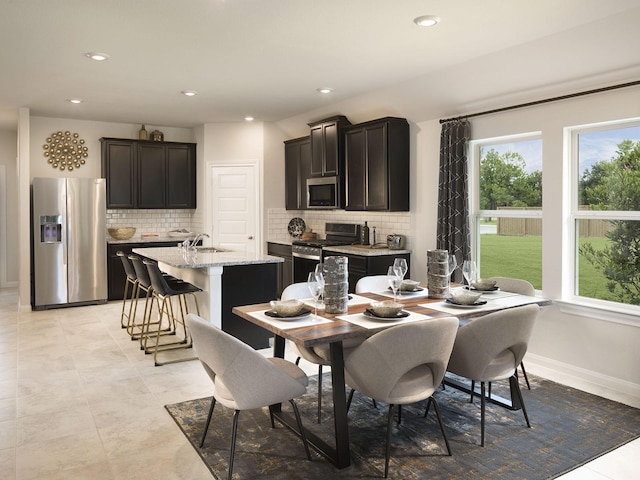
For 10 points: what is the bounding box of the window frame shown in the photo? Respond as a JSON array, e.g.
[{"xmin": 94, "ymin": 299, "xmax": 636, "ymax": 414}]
[
  {"xmin": 567, "ymin": 117, "xmax": 640, "ymax": 313},
  {"xmin": 469, "ymin": 132, "xmax": 543, "ymax": 286}
]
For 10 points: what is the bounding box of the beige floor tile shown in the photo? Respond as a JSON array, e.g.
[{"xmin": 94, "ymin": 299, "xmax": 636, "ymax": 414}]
[
  {"xmin": 16, "ymin": 404, "xmax": 95, "ymax": 447},
  {"xmin": 0, "ymin": 419, "xmax": 16, "ymax": 450},
  {"xmin": 15, "ymin": 429, "xmax": 109, "ymax": 480},
  {"xmin": 109, "ymin": 438, "xmax": 212, "ymax": 480},
  {"xmin": 0, "ymin": 397, "xmax": 16, "ymax": 422},
  {"xmin": 0, "ymin": 447, "xmax": 16, "ymax": 480}
]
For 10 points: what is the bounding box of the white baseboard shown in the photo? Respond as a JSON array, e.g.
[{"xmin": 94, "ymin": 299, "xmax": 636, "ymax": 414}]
[{"xmin": 525, "ymin": 353, "xmax": 640, "ymax": 409}]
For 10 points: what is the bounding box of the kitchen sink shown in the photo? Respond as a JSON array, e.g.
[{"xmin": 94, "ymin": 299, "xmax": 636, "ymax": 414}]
[{"xmin": 195, "ymin": 246, "xmax": 230, "ymax": 253}]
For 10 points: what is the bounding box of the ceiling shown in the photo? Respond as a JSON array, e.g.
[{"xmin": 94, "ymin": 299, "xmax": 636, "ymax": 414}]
[{"xmin": 1, "ymin": 0, "xmax": 639, "ymax": 131}]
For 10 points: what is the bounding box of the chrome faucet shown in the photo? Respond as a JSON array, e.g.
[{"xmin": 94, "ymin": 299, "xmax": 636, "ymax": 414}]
[{"xmin": 189, "ymin": 233, "xmax": 210, "ymax": 251}]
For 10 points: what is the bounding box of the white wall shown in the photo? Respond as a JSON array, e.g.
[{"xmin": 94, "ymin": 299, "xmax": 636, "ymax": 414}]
[{"xmin": 0, "ymin": 129, "xmax": 18, "ymax": 286}]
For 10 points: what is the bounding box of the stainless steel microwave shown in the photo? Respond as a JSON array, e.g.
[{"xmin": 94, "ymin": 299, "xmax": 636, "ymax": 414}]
[{"xmin": 307, "ymin": 176, "xmax": 340, "ymax": 209}]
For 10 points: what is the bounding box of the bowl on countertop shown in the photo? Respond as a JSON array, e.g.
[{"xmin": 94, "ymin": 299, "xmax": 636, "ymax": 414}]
[
  {"xmin": 108, "ymin": 227, "xmax": 136, "ymax": 240},
  {"xmin": 471, "ymin": 278, "xmax": 497, "ymax": 291},
  {"xmin": 400, "ymin": 279, "xmax": 421, "ymax": 291},
  {"xmin": 269, "ymin": 299, "xmax": 305, "ymax": 317},
  {"xmin": 369, "ymin": 301, "xmax": 404, "ymax": 317},
  {"xmin": 449, "ymin": 290, "xmax": 483, "ymax": 305}
]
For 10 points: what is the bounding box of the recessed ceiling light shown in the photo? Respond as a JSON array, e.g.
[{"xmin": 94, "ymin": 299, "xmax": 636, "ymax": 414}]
[
  {"xmin": 317, "ymin": 87, "xmax": 333, "ymax": 94},
  {"xmin": 413, "ymin": 15, "xmax": 440, "ymax": 27},
  {"xmin": 244, "ymin": 116, "xmax": 254, "ymax": 122},
  {"xmin": 85, "ymin": 52, "xmax": 110, "ymax": 61},
  {"xmin": 181, "ymin": 90, "xmax": 198, "ymax": 96},
  {"xmin": 67, "ymin": 98, "xmax": 83, "ymax": 104}
]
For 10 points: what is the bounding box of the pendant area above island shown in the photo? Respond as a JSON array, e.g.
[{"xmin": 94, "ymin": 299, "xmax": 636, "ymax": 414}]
[{"xmin": 133, "ymin": 246, "xmax": 283, "ymax": 349}]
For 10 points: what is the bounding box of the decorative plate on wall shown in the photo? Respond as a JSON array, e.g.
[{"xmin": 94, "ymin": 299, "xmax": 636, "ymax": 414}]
[
  {"xmin": 287, "ymin": 217, "xmax": 306, "ymax": 238},
  {"xmin": 42, "ymin": 131, "xmax": 88, "ymax": 171}
]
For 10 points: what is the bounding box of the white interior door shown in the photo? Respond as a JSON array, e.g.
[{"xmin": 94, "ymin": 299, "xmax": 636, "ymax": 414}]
[{"xmin": 209, "ymin": 164, "xmax": 258, "ymax": 255}]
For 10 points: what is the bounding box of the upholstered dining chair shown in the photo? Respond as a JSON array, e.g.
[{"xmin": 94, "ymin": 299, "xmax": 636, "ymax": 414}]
[
  {"xmin": 355, "ymin": 275, "xmax": 390, "ymax": 294},
  {"xmin": 489, "ymin": 276, "xmax": 536, "ymax": 389},
  {"xmin": 186, "ymin": 314, "xmax": 312, "ymax": 480},
  {"xmin": 343, "ymin": 317, "xmax": 459, "ymax": 478},
  {"xmin": 444, "ymin": 303, "xmax": 539, "ymax": 447},
  {"xmin": 281, "ymin": 282, "xmax": 362, "ymax": 423}
]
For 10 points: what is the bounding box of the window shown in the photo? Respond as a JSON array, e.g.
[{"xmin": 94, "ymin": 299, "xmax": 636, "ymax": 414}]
[
  {"xmin": 470, "ymin": 134, "xmax": 543, "ymax": 289},
  {"xmin": 571, "ymin": 120, "xmax": 640, "ymax": 307}
]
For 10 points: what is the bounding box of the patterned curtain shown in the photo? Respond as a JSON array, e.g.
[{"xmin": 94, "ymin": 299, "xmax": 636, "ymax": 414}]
[{"xmin": 436, "ymin": 119, "xmax": 471, "ymax": 283}]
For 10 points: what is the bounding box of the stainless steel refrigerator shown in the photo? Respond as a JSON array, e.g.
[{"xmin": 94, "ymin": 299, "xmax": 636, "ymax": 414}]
[{"xmin": 31, "ymin": 177, "xmax": 108, "ymax": 309}]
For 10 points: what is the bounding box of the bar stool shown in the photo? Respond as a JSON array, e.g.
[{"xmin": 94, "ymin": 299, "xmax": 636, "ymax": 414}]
[
  {"xmin": 117, "ymin": 251, "xmax": 138, "ymax": 330},
  {"xmin": 128, "ymin": 254, "xmax": 168, "ymax": 342},
  {"xmin": 143, "ymin": 259, "xmax": 202, "ymax": 366}
]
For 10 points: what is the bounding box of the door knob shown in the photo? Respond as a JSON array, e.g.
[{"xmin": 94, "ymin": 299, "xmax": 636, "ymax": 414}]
[{"xmin": 248, "ymin": 236, "xmax": 254, "ymax": 240}]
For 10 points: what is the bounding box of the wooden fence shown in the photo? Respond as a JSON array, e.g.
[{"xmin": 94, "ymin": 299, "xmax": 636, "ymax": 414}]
[{"xmin": 494, "ymin": 207, "xmax": 613, "ymax": 237}]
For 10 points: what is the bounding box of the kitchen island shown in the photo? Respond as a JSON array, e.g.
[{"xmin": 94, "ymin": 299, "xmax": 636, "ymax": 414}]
[{"xmin": 132, "ymin": 246, "xmax": 283, "ymax": 348}]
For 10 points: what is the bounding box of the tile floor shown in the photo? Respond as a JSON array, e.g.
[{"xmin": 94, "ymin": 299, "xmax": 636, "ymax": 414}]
[{"xmin": 0, "ymin": 287, "xmax": 637, "ymax": 479}]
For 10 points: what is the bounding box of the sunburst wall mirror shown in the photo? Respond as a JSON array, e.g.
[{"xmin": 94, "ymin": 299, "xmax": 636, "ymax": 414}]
[{"xmin": 42, "ymin": 131, "xmax": 89, "ymax": 171}]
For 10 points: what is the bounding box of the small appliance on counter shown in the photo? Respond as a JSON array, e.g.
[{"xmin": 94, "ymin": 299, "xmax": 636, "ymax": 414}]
[{"xmin": 387, "ymin": 234, "xmax": 405, "ymax": 250}]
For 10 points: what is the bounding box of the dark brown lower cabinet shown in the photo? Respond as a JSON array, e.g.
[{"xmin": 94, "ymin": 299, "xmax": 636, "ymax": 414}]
[
  {"xmin": 267, "ymin": 242, "xmax": 293, "ymax": 297},
  {"xmin": 330, "ymin": 252, "xmax": 411, "ymax": 293}
]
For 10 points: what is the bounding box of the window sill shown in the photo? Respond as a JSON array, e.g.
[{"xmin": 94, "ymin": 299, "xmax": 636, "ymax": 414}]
[{"xmin": 555, "ymin": 299, "xmax": 640, "ymax": 327}]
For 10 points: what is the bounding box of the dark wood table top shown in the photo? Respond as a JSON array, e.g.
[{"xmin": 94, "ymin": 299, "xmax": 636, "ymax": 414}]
[{"xmin": 232, "ymin": 289, "xmax": 551, "ymax": 348}]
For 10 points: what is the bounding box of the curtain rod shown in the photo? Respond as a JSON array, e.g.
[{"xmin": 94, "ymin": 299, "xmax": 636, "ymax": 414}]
[{"xmin": 439, "ymin": 79, "xmax": 640, "ymax": 124}]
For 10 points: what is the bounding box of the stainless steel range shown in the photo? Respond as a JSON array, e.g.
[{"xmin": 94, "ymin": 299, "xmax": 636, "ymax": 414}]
[{"xmin": 291, "ymin": 222, "xmax": 360, "ymax": 283}]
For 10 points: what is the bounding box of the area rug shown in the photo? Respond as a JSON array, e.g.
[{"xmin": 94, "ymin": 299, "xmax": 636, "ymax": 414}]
[{"xmin": 165, "ymin": 374, "xmax": 640, "ymax": 479}]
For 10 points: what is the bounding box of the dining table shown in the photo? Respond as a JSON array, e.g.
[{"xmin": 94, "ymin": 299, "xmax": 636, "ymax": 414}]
[{"xmin": 232, "ymin": 285, "xmax": 551, "ymax": 469}]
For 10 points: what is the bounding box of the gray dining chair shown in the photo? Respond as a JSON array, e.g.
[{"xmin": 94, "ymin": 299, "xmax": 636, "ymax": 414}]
[
  {"xmin": 355, "ymin": 275, "xmax": 390, "ymax": 294},
  {"xmin": 444, "ymin": 303, "xmax": 539, "ymax": 446},
  {"xmin": 281, "ymin": 282, "xmax": 363, "ymax": 423},
  {"xmin": 489, "ymin": 276, "xmax": 536, "ymax": 389},
  {"xmin": 343, "ymin": 317, "xmax": 459, "ymax": 478},
  {"xmin": 186, "ymin": 314, "xmax": 312, "ymax": 480}
]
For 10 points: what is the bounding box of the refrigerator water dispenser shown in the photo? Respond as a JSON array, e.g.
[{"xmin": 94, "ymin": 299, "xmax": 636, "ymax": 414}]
[{"xmin": 40, "ymin": 215, "xmax": 62, "ymax": 243}]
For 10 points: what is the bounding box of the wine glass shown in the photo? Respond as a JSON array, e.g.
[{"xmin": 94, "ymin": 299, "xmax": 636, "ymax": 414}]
[
  {"xmin": 307, "ymin": 271, "xmax": 323, "ymax": 318},
  {"xmin": 393, "ymin": 258, "xmax": 408, "ymax": 296},
  {"xmin": 462, "ymin": 260, "xmax": 477, "ymax": 289},
  {"xmin": 314, "ymin": 263, "xmax": 325, "ymax": 309},
  {"xmin": 448, "ymin": 254, "xmax": 458, "ymax": 281},
  {"xmin": 387, "ymin": 266, "xmax": 401, "ymax": 302}
]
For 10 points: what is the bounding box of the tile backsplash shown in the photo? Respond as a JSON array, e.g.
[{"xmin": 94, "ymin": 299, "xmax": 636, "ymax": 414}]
[
  {"xmin": 268, "ymin": 208, "xmax": 411, "ymax": 249},
  {"xmin": 106, "ymin": 209, "xmax": 200, "ymax": 235}
]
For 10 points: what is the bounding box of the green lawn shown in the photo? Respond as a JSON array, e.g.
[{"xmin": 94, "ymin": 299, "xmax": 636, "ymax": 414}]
[{"xmin": 479, "ymin": 234, "xmax": 618, "ymax": 301}]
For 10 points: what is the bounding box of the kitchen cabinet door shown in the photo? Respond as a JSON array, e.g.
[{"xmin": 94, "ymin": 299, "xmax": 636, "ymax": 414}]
[
  {"xmin": 308, "ymin": 115, "xmax": 351, "ymax": 177},
  {"xmin": 284, "ymin": 136, "xmax": 310, "ymax": 210},
  {"xmin": 345, "ymin": 117, "xmax": 409, "ymax": 211},
  {"xmin": 137, "ymin": 143, "xmax": 166, "ymax": 208},
  {"xmin": 267, "ymin": 242, "xmax": 293, "ymax": 296},
  {"xmin": 166, "ymin": 143, "xmax": 196, "ymax": 208},
  {"xmin": 101, "ymin": 139, "xmax": 136, "ymax": 209}
]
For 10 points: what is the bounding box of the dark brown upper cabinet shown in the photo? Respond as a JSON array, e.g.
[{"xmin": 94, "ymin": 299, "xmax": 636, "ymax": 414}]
[
  {"xmin": 344, "ymin": 117, "xmax": 409, "ymax": 211},
  {"xmin": 308, "ymin": 115, "xmax": 351, "ymax": 177},
  {"xmin": 101, "ymin": 138, "xmax": 196, "ymax": 209},
  {"xmin": 284, "ymin": 136, "xmax": 311, "ymax": 210}
]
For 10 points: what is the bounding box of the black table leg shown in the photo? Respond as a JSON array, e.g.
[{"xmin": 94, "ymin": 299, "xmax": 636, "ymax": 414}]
[
  {"xmin": 268, "ymin": 336, "xmax": 351, "ymax": 468},
  {"xmin": 329, "ymin": 341, "xmax": 351, "ymax": 468}
]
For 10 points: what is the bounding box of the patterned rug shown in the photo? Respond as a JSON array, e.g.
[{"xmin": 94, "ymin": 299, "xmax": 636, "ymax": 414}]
[{"xmin": 165, "ymin": 374, "xmax": 640, "ymax": 479}]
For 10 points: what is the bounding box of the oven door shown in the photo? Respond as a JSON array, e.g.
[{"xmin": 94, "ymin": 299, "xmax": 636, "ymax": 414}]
[{"xmin": 292, "ymin": 251, "xmax": 320, "ymax": 283}]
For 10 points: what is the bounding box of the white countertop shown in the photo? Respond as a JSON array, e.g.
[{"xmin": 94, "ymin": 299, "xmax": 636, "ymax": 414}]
[
  {"xmin": 132, "ymin": 247, "xmax": 284, "ymax": 268},
  {"xmin": 107, "ymin": 235, "xmax": 187, "ymax": 244},
  {"xmin": 323, "ymin": 244, "xmax": 411, "ymax": 256}
]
